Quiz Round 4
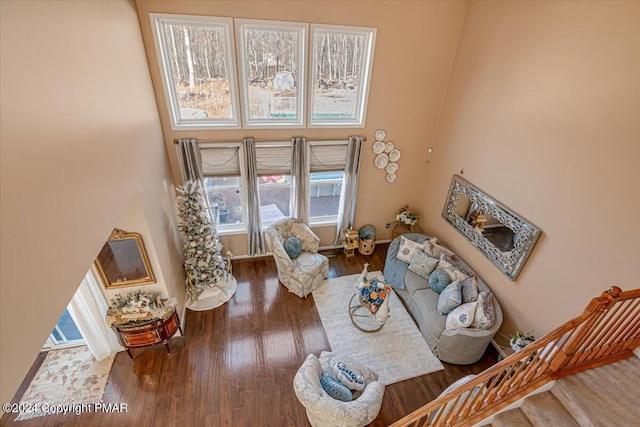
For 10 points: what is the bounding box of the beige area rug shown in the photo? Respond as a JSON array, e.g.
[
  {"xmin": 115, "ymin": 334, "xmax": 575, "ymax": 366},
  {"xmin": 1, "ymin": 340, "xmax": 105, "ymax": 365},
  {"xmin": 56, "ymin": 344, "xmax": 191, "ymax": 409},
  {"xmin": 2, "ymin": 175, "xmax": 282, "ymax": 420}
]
[
  {"xmin": 313, "ymin": 271, "xmax": 444, "ymax": 385},
  {"xmin": 15, "ymin": 345, "xmax": 114, "ymax": 421}
]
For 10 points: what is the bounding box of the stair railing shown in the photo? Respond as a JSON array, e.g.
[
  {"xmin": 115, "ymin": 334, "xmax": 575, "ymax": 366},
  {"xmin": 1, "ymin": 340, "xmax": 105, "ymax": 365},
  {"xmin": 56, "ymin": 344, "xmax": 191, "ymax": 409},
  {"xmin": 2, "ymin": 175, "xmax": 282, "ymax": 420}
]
[{"xmin": 390, "ymin": 286, "xmax": 640, "ymax": 427}]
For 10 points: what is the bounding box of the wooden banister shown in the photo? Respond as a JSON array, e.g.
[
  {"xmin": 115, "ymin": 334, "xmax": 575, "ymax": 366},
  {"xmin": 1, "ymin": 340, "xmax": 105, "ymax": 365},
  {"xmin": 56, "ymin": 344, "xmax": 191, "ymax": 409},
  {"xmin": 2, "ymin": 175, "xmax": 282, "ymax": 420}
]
[{"xmin": 390, "ymin": 287, "xmax": 640, "ymax": 427}]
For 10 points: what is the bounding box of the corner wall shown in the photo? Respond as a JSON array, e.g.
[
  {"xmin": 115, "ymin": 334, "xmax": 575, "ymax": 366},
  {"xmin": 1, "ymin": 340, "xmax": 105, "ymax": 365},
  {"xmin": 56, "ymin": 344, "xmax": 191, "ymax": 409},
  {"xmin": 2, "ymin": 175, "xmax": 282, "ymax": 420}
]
[
  {"xmin": 421, "ymin": 1, "xmax": 640, "ymax": 336},
  {"xmin": 0, "ymin": 0, "xmax": 183, "ymax": 404}
]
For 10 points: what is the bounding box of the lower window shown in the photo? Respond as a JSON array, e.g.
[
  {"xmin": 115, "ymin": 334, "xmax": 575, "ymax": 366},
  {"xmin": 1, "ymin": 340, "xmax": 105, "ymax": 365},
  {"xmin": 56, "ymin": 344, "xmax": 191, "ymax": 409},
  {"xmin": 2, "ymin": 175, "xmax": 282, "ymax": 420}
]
[
  {"xmin": 309, "ymin": 171, "xmax": 344, "ymax": 223},
  {"xmin": 258, "ymin": 175, "xmax": 291, "ymax": 226},
  {"xmin": 204, "ymin": 177, "xmax": 244, "ymax": 227}
]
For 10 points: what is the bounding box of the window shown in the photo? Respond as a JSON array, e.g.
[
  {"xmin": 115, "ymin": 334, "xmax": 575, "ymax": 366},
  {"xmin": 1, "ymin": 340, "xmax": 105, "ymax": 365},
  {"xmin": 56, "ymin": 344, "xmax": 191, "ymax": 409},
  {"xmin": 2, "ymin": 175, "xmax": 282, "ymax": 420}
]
[
  {"xmin": 255, "ymin": 143, "xmax": 292, "ymax": 226},
  {"xmin": 201, "ymin": 144, "xmax": 245, "ymax": 231},
  {"xmin": 308, "ymin": 24, "xmax": 376, "ymax": 127},
  {"xmin": 308, "ymin": 141, "xmax": 348, "ymax": 223},
  {"xmin": 235, "ymin": 20, "xmax": 307, "ymax": 128},
  {"xmin": 151, "ymin": 15, "xmax": 376, "ymax": 129},
  {"xmin": 150, "ymin": 14, "xmax": 241, "ymax": 129}
]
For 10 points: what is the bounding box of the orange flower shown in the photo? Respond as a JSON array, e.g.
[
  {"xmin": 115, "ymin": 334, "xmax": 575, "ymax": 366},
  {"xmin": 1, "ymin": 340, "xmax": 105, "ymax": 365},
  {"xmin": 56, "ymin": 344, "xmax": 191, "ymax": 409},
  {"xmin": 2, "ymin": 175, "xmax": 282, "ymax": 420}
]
[
  {"xmin": 370, "ymin": 291, "xmax": 378, "ymax": 300},
  {"xmin": 385, "ymin": 285, "xmax": 392, "ymax": 292},
  {"xmin": 380, "ymin": 291, "xmax": 386, "ymax": 299}
]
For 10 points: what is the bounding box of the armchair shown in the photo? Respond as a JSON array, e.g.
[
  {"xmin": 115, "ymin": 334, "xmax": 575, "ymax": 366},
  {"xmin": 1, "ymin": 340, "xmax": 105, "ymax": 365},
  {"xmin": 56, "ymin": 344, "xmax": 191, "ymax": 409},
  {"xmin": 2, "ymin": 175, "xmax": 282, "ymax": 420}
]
[{"xmin": 264, "ymin": 217, "xmax": 329, "ymax": 298}]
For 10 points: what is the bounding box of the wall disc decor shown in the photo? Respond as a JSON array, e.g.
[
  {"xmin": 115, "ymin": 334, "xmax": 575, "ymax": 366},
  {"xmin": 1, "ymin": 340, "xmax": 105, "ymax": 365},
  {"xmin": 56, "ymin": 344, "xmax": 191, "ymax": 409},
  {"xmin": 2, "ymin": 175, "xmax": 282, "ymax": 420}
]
[
  {"xmin": 388, "ymin": 149, "xmax": 401, "ymax": 162},
  {"xmin": 374, "ymin": 129, "xmax": 386, "ymax": 141},
  {"xmin": 372, "ymin": 141, "xmax": 385, "ymax": 154},
  {"xmin": 375, "ymin": 153, "xmax": 389, "ymax": 169},
  {"xmin": 385, "ymin": 162, "xmax": 398, "ymax": 173},
  {"xmin": 384, "ymin": 142, "xmax": 394, "ymax": 153},
  {"xmin": 386, "ymin": 173, "xmax": 397, "ymax": 183}
]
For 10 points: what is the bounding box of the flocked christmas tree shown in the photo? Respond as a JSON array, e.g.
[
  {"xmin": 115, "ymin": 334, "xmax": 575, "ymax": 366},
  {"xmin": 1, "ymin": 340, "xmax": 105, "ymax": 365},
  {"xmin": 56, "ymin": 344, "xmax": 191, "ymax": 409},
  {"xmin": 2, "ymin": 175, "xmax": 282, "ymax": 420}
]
[{"xmin": 175, "ymin": 180, "xmax": 227, "ymax": 303}]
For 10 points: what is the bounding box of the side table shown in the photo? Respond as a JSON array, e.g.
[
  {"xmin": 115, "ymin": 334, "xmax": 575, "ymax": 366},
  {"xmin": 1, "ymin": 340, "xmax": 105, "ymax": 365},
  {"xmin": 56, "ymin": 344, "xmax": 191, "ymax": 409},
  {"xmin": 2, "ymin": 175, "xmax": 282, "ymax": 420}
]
[
  {"xmin": 391, "ymin": 221, "xmax": 422, "ymax": 239},
  {"xmin": 111, "ymin": 310, "xmax": 182, "ymax": 359}
]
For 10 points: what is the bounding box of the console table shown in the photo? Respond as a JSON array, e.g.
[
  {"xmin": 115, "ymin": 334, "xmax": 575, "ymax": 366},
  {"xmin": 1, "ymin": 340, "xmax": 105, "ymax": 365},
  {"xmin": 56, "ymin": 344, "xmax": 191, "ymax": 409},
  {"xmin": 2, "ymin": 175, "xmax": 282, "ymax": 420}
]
[
  {"xmin": 391, "ymin": 221, "xmax": 422, "ymax": 239},
  {"xmin": 110, "ymin": 308, "xmax": 182, "ymax": 359}
]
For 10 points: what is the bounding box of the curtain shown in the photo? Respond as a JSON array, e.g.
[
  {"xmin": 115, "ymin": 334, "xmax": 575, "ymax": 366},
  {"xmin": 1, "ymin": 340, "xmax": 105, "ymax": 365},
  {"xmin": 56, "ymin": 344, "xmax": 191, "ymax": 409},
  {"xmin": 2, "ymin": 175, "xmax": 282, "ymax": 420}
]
[
  {"xmin": 243, "ymin": 137, "xmax": 266, "ymax": 255},
  {"xmin": 67, "ymin": 270, "xmax": 123, "ymax": 360},
  {"xmin": 291, "ymin": 136, "xmax": 310, "ymax": 224},
  {"xmin": 175, "ymin": 137, "xmax": 204, "ymax": 183},
  {"xmin": 334, "ymin": 136, "xmax": 364, "ymax": 246}
]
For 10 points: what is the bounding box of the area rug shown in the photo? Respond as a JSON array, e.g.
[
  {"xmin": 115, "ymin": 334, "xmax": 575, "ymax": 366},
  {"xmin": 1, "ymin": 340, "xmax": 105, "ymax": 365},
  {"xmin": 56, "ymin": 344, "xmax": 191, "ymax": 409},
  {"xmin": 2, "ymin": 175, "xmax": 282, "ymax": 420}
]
[
  {"xmin": 15, "ymin": 345, "xmax": 114, "ymax": 421},
  {"xmin": 313, "ymin": 271, "xmax": 444, "ymax": 385}
]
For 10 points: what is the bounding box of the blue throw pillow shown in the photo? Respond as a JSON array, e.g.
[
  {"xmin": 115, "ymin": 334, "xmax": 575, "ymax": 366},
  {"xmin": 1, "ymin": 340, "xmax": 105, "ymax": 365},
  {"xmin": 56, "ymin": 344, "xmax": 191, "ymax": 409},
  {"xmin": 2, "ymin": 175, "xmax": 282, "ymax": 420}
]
[
  {"xmin": 320, "ymin": 375, "xmax": 352, "ymax": 402},
  {"xmin": 429, "ymin": 269, "xmax": 452, "ymax": 294},
  {"xmin": 437, "ymin": 280, "xmax": 463, "ymax": 315},
  {"xmin": 284, "ymin": 236, "xmax": 302, "ymax": 259}
]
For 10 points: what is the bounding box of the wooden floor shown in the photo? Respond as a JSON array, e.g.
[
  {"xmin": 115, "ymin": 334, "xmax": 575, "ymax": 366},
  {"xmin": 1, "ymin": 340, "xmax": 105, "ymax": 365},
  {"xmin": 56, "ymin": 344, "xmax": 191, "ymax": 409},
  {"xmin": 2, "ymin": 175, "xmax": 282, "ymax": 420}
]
[{"xmin": 2, "ymin": 244, "xmax": 497, "ymax": 427}]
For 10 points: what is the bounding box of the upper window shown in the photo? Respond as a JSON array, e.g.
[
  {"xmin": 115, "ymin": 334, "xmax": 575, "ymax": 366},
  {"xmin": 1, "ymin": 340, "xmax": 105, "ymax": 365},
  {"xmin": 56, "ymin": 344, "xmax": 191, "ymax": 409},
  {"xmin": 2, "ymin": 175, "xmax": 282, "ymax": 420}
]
[
  {"xmin": 150, "ymin": 14, "xmax": 241, "ymax": 129},
  {"xmin": 235, "ymin": 20, "xmax": 307, "ymax": 128},
  {"xmin": 308, "ymin": 24, "xmax": 376, "ymax": 127}
]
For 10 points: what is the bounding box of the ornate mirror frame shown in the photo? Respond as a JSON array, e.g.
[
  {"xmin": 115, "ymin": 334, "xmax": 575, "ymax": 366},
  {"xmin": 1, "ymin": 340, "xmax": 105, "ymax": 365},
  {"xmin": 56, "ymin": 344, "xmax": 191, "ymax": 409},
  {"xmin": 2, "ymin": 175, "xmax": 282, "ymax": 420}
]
[
  {"xmin": 95, "ymin": 229, "xmax": 156, "ymax": 289},
  {"xmin": 442, "ymin": 175, "xmax": 541, "ymax": 281}
]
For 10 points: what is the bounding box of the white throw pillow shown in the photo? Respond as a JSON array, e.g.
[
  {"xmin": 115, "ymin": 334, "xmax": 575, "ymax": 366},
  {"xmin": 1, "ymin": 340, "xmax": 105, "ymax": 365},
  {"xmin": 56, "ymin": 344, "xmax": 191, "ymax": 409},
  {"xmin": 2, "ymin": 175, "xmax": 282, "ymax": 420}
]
[
  {"xmin": 397, "ymin": 236, "xmax": 425, "ymax": 264},
  {"xmin": 438, "ymin": 256, "xmax": 469, "ymax": 282},
  {"xmin": 446, "ymin": 302, "xmax": 478, "ymax": 330},
  {"xmin": 424, "ymin": 239, "xmax": 456, "ymax": 259}
]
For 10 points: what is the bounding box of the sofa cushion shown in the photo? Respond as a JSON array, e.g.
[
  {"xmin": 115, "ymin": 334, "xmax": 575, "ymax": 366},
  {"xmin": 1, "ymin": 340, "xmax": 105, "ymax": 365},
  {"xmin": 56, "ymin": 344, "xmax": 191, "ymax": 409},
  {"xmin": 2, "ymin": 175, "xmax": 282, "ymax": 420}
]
[
  {"xmin": 397, "ymin": 236, "xmax": 426, "ymax": 263},
  {"xmin": 438, "ymin": 257, "xmax": 469, "ymax": 282},
  {"xmin": 437, "ymin": 281, "xmax": 463, "ymax": 315},
  {"xmin": 429, "ymin": 269, "xmax": 452, "ymax": 294},
  {"xmin": 384, "ymin": 234, "xmax": 430, "ymax": 289},
  {"xmin": 413, "ymin": 289, "xmax": 446, "ymax": 339},
  {"xmin": 404, "ymin": 270, "xmax": 432, "ymax": 298},
  {"xmin": 408, "ymin": 250, "xmax": 439, "ymax": 280},
  {"xmin": 472, "ymin": 292, "xmax": 495, "ymax": 329},
  {"xmin": 446, "ymin": 302, "xmax": 478, "ymax": 330},
  {"xmin": 460, "ymin": 276, "xmax": 479, "ymax": 303},
  {"xmin": 424, "ymin": 239, "xmax": 456, "ymax": 259}
]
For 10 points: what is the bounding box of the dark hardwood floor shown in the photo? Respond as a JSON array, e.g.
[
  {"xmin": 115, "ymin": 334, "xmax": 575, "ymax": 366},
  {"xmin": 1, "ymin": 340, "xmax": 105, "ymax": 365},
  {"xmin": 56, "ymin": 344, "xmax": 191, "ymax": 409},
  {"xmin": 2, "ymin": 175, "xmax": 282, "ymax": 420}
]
[{"xmin": 2, "ymin": 244, "xmax": 497, "ymax": 427}]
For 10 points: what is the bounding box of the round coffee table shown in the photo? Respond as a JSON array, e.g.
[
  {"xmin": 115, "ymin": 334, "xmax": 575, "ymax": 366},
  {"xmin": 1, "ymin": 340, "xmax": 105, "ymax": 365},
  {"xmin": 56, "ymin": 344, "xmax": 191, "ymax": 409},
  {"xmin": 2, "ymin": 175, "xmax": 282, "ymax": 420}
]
[{"xmin": 348, "ymin": 293, "xmax": 388, "ymax": 333}]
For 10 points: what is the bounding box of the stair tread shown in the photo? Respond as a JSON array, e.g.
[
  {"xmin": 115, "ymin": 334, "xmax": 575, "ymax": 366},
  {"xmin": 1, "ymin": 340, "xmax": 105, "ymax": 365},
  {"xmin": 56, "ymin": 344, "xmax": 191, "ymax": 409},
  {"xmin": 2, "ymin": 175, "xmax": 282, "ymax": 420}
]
[
  {"xmin": 552, "ymin": 357, "xmax": 640, "ymax": 426},
  {"xmin": 493, "ymin": 408, "xmax": 534, "ymax": 427},
  {"xmin": 520, "ymin": 391, "xmax": 580, "ymax": 427}
]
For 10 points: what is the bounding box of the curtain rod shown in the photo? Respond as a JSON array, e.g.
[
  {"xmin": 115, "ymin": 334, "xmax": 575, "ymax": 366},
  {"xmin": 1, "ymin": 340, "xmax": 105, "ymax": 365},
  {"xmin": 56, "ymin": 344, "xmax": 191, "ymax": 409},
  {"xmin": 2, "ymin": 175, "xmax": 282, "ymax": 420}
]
[{"xmin": 173, "ymin": 136, "xmax": 366, "ymax": 145}]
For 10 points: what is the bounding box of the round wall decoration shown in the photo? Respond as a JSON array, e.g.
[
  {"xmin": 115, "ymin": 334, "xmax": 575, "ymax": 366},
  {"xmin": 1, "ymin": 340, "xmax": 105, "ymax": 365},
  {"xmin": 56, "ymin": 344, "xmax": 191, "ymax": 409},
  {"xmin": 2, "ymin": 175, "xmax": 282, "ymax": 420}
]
[
  {"xmin": 388, "ymin": 149, "xmax": 401, "ymax": 162},
  {"xmin": 386, "ymin": 173, "xmax": 397, "ymax": 183},
  {"xmin": 384, "ymin": 142, "xmax": 394, "ymax": 153},
  {"xmin": 374, "ymin": 129, "xmax": 386, "ymax": 141},
  {"xmin": 375, "ymin": 153, "xmax": 389, "ymax": 169},
  {"xmin": 372, "ymin": 141, "xmax": 385, "ymax": 154},
  {"xmin": 385, "ymin": 162, "xmax": 398, "ymax": 173}
]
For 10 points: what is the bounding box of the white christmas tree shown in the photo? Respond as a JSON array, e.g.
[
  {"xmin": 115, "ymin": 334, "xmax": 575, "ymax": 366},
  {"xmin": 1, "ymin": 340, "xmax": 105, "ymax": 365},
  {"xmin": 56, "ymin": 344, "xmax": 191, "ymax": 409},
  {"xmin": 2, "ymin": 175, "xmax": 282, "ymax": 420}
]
[{"xmin": 175, "ymin": 180, "xmax": 227, "ymax": 303}]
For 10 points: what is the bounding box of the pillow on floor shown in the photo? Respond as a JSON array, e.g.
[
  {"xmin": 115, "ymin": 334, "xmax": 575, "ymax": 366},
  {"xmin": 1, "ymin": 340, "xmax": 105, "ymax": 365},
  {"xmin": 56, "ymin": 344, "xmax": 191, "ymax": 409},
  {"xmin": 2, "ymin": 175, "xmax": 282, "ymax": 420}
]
[
  {"xmin": 446, "ymin": 302, "xmax": 478, "ymax": 329},
  {"xmin": 397, "ymin": 236, "xmax": 425, "ymax": 264},
  {"xmin": 472, "ymin": 291, "xmax": 495, "ymax": 329},
  {"xmin": 408, "ymin": 250, "xmax": 439, "ymax": 280},
  {"xmin": 437, "ymin": 280, "xmax": 462, "ymax": 315}
]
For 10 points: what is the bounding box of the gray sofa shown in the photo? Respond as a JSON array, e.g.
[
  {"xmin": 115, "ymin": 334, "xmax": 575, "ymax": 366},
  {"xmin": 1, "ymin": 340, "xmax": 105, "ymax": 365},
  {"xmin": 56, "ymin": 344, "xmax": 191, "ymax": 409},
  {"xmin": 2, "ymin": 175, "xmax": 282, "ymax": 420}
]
[{"xmin": 384, "ymin": 234, "xmax": 503, "ymax": 365}]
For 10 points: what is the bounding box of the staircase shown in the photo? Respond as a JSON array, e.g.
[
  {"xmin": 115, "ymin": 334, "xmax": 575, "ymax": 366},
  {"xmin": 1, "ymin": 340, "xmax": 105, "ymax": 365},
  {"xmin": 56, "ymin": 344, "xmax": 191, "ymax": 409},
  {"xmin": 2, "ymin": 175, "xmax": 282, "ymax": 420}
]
[{"xmin": 489, "ymin": 357, "xmax": 640, "ymax": 426}]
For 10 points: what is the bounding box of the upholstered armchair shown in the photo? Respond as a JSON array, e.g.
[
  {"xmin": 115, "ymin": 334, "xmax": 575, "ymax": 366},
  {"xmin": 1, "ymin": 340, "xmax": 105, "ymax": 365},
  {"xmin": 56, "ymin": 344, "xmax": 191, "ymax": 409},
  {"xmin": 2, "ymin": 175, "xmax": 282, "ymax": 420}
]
[
  {"xmin": 264, "ymin": 217, "xmax": 329, "ymax": 298},
  {"xmin": 294, "ymin": 352, "xmax": 385, "ymax": 427}
]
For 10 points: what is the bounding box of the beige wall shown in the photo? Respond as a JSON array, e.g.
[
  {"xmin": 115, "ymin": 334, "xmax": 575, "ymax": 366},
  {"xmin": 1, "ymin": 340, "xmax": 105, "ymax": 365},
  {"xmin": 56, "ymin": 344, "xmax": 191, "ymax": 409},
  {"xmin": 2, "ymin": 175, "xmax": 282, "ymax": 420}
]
[
  {"xmin": 421, "ymin": 1, "xmax": 640, "ymax": 338},
  {"xmin": 0, "ymin": 0, "xmax": 183, "ymax": 404},
  {"xmin": 135, "ymin": 0, "xmax": 468, "ymax": 252}
]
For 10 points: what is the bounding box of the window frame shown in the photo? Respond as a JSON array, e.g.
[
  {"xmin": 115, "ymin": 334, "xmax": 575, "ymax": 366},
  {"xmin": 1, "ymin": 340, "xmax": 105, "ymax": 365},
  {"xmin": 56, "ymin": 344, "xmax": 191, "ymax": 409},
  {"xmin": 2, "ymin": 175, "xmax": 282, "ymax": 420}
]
[
  {"xmin": 150, "ymin": 13, "xmax": 242, "ymax": 130},
  {"xmin": 235, "ymin": 19, "xmax": 308, "ymax": 129},
  {"xmin": 307, "ymin": 24, "xmax": 377, "ymax": 128},
  {"xmin": 201, "ymin": 142, "xmax": 248, "ymax": 235},
  {"xmin": 308, "ymin": 140, "xmax": 348, "ymax": 225}
]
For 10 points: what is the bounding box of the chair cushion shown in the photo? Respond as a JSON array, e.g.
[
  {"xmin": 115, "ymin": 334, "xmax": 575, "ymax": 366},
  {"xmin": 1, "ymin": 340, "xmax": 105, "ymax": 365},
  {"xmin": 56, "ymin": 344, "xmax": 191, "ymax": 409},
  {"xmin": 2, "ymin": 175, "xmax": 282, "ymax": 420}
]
[
  {"xmin": 437, "ymin": 281, "xmax": 462, "ymax": 315},
  {"xmin": 284, "ymin": 236, "xmax": 302, "ymax": 259},
  {"xmin": 429, "ymin": 269, "xmax": 452, "ymax": 293},
  {"xmin": 320, "ymin": 375, "xmax": 352, "ymax": 402}
]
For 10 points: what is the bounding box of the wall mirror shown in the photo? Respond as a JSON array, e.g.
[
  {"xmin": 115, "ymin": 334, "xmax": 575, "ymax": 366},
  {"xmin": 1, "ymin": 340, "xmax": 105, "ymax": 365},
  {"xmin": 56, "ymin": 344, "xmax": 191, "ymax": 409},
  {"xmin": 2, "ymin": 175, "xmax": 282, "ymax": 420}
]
[
  {"xmin": 95, "ymin": 229, "xmax": 156, "ymax": 289},
  {"xmin": 442, "ymin": 175, "xmax": 541, "ymax": 280}
]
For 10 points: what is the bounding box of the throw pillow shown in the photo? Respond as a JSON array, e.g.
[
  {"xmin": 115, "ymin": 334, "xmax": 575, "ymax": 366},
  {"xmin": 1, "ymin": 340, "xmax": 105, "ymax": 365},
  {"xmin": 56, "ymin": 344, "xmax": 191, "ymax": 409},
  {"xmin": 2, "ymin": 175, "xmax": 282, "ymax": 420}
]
[
  {"xmin": 438, "ymin": 256, "xmax": 469, "ymax": 283},
  {"xmin": 320, "ymin": 375, "xmax": 352, "ymax": 402},
  {"xmin": 472, "ymin": 291, "xmax": 495, "ymax": 329},
  {"xmin": 333, "ymin": 362, "xmax": 365, "ymax": 391},
  {"xmin": 424, "ymin": 239, "xmax": 456, "ymax": 259},
  {"xmin": 437, "ymin": 280, "xmax": 462, "ymax": 315},
  {"xmin": 284, "ymin": 236, "xmax": 302, "ymax": 259},
  {"xmin": 396, "ymin": 236, "xmax": 426, "ymax": 264},
  {"xmin": 429, "ymin": 269, "xmax": 452, "ymax": 293},
  {"xmin": 460, "ymin": 276, "xmax": 479, "ymax": 303},
  {"xmin": 408, "ymin": 250, "xmax": 439, "ymax": 280},
  {"xmin": 445, "ymin": 302, "xmax": 478, "ymax": 330}
]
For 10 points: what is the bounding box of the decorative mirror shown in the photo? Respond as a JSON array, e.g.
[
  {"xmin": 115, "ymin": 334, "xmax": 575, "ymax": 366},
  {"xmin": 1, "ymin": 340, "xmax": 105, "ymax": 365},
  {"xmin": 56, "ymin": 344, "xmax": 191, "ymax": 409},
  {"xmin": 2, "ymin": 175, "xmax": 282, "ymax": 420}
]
[
  {"xmin": 442, "ymin": 175, "xmax": 541, "ymax": 280},
  {"xmin": 95, "ymin": 229, "xmax": 156, "ymax": 289}
]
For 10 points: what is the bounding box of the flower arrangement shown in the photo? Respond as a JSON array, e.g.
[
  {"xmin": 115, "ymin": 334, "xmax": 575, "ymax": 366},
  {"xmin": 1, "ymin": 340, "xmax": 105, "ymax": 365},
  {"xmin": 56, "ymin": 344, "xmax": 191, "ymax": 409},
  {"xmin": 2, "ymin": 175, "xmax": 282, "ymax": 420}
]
[
  {"xmin": 110, "ymin": 290, "xmax": 161, "ymax": 314},
  {"xmin": 396, "ymin": 205, "xmax": 419, "ymax": 226},
  {"xmin": 510, "ymin": 330, "xmax": 536, "ymax": 352},
  {"xmin": 357, "ymin": 276, "xmax": 392, "ymax": 314}
]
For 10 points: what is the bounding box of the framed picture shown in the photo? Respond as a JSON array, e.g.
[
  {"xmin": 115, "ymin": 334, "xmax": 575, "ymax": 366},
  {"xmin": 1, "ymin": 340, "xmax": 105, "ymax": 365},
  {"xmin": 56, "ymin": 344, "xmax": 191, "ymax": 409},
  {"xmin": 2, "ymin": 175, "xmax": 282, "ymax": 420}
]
[{"xmin": 95, "ymin": 229, "xmax": 156, "ymax": 289}]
